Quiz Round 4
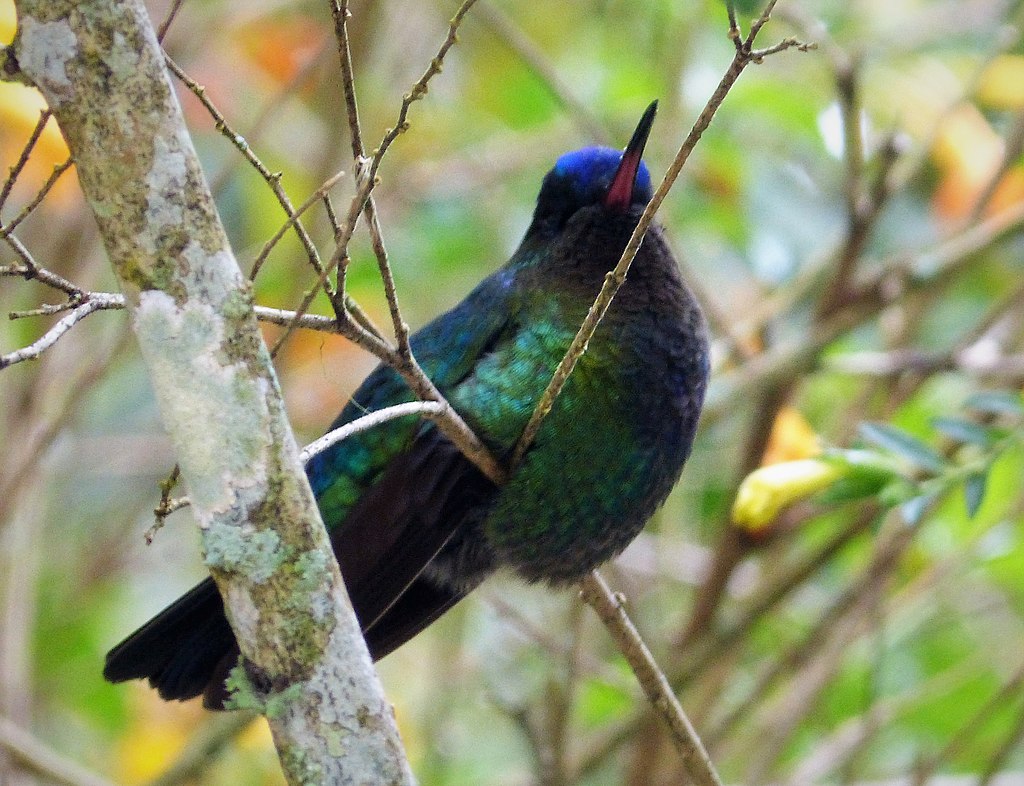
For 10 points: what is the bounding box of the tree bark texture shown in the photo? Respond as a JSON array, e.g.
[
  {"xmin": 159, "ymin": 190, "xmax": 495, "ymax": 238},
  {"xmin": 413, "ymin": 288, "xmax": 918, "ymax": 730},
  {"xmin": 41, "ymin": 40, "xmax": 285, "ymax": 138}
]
[{"xmin": 5, "ymin": 2, "xmax": 414, "ymax": 783}]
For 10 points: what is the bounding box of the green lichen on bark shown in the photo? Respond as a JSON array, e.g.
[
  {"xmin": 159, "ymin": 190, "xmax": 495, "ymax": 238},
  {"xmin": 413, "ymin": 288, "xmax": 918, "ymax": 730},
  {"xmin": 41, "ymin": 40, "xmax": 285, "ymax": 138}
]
[
  {"xmin": 223, "ymin": 665, "xmax": 305, "ymax": 720},
  {"xmin": 247, "ymin": 546, "xmax": 335, "ymax": 677},
  {"xmin": 204, "ymin": 523, "xmax": 289, "ymax": 583},
  {"xmin": 280, "ymin": 746, "xmax": 323, "ymax": 786},
  {"xmin": 223, "ymin": 665, "xmax": 264, "ymax": 714}
]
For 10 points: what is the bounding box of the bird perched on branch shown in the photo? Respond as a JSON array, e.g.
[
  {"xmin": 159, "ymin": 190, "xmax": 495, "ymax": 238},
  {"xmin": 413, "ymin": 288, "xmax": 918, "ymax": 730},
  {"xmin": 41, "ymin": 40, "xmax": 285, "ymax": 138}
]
[{"xmin": 104, "ymin": 101, "xmax": 709, "ymax": 708}]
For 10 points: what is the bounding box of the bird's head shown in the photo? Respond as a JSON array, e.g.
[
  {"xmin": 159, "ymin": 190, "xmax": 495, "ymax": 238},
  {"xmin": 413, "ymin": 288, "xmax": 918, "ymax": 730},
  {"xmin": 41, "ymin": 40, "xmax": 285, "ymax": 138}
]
[{"xmin": 528, "ymin": 101, "xmax": 657, "ymax": 237}]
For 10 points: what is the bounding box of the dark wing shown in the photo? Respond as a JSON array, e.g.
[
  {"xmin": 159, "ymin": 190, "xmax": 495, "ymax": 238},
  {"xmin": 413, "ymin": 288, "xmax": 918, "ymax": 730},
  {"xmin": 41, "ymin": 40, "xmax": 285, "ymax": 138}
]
[
  {"xmin": 331, "ymin": 426, "xmax": 494, "ymax": 632},
  {"xmin": 364, "ymin": 575, "xmax": 466, "ymax": 661}
]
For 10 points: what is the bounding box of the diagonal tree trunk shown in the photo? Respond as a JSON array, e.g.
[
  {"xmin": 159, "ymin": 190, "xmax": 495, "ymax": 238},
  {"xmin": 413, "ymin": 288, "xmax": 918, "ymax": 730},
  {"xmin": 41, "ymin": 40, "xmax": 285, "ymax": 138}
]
[{"xmin": 3, "ymin": 2, "xmax": 414, "ymax": 783}]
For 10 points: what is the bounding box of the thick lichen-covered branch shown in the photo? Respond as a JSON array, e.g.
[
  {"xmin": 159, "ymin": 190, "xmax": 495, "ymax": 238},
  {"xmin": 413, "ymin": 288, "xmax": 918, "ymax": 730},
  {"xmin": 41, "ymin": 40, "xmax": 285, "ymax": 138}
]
[{"xmin": 6, "ymin": 2, "xmax": 412, "ymax": 783}]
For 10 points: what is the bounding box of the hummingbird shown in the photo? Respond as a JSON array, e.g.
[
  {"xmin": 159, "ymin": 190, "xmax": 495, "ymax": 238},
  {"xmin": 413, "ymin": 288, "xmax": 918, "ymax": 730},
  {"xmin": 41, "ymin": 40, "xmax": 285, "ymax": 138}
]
[{"xmin": 103, "ymin": 101, "xmax": 709, "ymax": 708}]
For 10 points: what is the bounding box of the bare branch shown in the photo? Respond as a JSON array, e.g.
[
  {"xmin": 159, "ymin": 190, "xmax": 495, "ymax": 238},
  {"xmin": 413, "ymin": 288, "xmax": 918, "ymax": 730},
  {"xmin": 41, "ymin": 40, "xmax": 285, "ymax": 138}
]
[
  {"xmin": 0, "ymin": 109, "xmax": 51, "ymax": 213},
  {"xmin": 246, "ymin": 167, "xmax": 347, "ymax": 279},
  {"xmin": 289, "ymin": 0, "xmax": 482, "ymax": 349},
  {"xmin": 0, "ymin": 716, "xmax": 116, "ymax": 786},
  {"xmin": 725, "ymin": 1, "xmax": 741, "ymax": 47},
  {"xmin": 1, "ymin": 236, "xmax": 83, "ymax": 296},
  {"xmin": 317, "ymin": 0, "xmax": 507, "ymax": 485},
  {"xmin": 155, "ymin": 0, "xmax": 185, "ymax": 42},
  {"xmin": 579, "ymin": 572, "xmax": 724, "ymax": 786},
  {"xmin": 162, "ymin": 54, "xmax": 341, "ymax": 315},
  {"xmin": 0, "ymin": 158, "xmax": 75, "ymax": 240},
  {"xmin": 749, "ymin": 36, "xmax": 816, "ymax": 60},
  {"xmin": 9, "ymin": 300, "xmax": 83, "ymax": 319},
  {"xmin": 300, "ymin": 401, "xmax": 447, "ymax": 463},
  {"xmin": 0, "ymin": 294, "xmax": 123, "ymax": 370},
  {"xmin": 148, "ymin": 402, "xmax": 455, "ymax": 541}
]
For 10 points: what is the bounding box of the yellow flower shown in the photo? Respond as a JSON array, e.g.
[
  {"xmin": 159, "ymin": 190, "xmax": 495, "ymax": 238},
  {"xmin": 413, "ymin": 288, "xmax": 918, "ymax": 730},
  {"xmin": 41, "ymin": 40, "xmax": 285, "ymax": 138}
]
[
  {"xmin": 732, "ymin": 459, "xmax": 844, "ymax": 532},
  {"xmin": 762, "ymin": 406, "xmax": 821, "ymax": 465},
  {"xmin": 979, "ymin": 55, "xmax": 1024, "ymax": 110},
  {"xmin": 0, "ymin": 0, "xmax": 14, "ymax": 46}
]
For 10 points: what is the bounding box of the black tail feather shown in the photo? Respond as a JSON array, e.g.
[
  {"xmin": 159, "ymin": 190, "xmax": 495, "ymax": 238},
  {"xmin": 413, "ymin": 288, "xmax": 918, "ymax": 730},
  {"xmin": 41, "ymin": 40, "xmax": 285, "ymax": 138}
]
[
  {"xmin": 104, "ymin": 572, "xmax": 468, "ymax": 708},
  {"xmin": 104, "ymin": 572, "xmax": 465, "ymax": 708},
  {"xmin": 103, "ymin": 578, "xmax": 234, "ymax": 702}
]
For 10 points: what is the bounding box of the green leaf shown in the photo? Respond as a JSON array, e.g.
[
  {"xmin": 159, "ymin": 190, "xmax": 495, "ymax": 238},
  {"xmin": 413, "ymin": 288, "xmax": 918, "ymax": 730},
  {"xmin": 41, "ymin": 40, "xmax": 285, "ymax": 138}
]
[
  {"xmin": 931, "ymin": 416, "xmax": 993, "ymax": 447},
  {"xmin": 816, "ymin": 474, "xmax": 889, "ymax": 505},
  {"xmin": 858, "ymin": 422, "xmax": 946, "ymax": 474},
  {"xmin": 965, "ymin": 391, "xmax": 1024, "ymax": 417},
  {"xmin": 817, "ymin": 448, "xmax": 902, "ymax": 504},
  {"xmin": 964, "ymin": 472, "xmax": 988, "ymax": 518},
  {"xmin": 824, "ymin": 448, "xmax": 905, "ymax": 478}
]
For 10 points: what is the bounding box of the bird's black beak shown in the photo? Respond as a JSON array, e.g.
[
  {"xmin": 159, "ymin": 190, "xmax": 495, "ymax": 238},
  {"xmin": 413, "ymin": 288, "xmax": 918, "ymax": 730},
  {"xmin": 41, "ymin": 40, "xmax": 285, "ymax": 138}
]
[{"xmin": 603, "ymin": 100, "xmax": 657, "ymax": 212}]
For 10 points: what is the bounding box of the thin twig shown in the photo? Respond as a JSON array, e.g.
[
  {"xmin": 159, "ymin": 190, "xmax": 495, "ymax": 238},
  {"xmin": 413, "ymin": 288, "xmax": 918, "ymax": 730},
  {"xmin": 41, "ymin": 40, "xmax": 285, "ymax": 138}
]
[
  {"xmin": 579, "ymin": 572, "xmax": 724, "ymax": 786},
  {"xmin": 9, "ymin": 299, "xmax": 83, "ymax": 319},
  {"xmin": 208, "ymin": 40, "xmax": 332, "ymax": 201},
  {"xmin": 0, "ymin": 716, "xmax": 116, "ymax": 786},
  {"xmin": 156, "ymin": 0, "xmax": 186, "ymax": 42},
  {"xmin": 323, "ymin": 0, "xmax": 413, "ymax": 359},
  {"xmin": 316, "ymin": 0, "xmax": 506, "ymax": 484},
  {"xmin": 725, "ymin": 1, "xmax": 741, "ymax": 47},
  {"xmin": 246, "ymin": 165, "xmax": 346, "ymax": 279},
  {"xmin": 0, "ymin": 110, "xmax": 52, "ymax": 213},
  {"xmin": 147, "ymin": 401, "xmax": 454, "ymax": 540},
  {"xmin": 2, "ymin": 286, "xmax": 384, "ymax": 342},
  {"xmin": 162, "ymin": 54, "xmax": 342, "ymax": 319},
  {"xmin": 147, "ymin": 463, "xmax": 184, "ymax": 543},
  {"xmin": 1, "ymin": 236, "xmax": 82, "ymax": 295},
  {"xmin": 749, "ymin": 36, "xmax": 815, "ymax": 60},
  {"xmin": 300, "ymin": 401, "xmax": 447, "ymax": 463},
  {"xmin": 286, "ymin": 0, "xmax": 482, "ymax": 354},
  {"xmin": 573, "ymin": 509, "xmax": 876, "ymax": 780},
  {"xmin": 0, "ymin": 159, "xmax": 75, "ymax": 240}
]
